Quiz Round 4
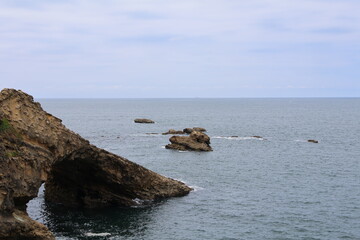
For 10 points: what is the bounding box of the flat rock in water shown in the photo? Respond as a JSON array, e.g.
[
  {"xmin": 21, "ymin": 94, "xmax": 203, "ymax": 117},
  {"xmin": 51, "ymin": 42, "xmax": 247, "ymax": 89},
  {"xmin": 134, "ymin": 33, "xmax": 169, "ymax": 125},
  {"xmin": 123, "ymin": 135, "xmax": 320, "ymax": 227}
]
[
  {"xmin": 308, "ymin": 139, "xmax": 319, "ymax": 143},
  {"xmin": 134, "ymin": 118, "xmax": 155, "ymax": 123},
  {"xmin": 252, "ymin": 136, "xmax": 263, "ymax": 139},
  {"xmin": 162, "ymin": 129, "xmax": 185, "ymax": 135}
]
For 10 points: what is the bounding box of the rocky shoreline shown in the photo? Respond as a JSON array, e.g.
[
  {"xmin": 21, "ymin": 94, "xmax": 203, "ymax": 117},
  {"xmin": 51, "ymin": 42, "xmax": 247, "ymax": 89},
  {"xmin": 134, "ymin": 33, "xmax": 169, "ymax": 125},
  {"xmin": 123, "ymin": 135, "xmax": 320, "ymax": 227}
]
[{"xmin": 0, "ymin": 89, "xmax": 192, "ymax": 239}]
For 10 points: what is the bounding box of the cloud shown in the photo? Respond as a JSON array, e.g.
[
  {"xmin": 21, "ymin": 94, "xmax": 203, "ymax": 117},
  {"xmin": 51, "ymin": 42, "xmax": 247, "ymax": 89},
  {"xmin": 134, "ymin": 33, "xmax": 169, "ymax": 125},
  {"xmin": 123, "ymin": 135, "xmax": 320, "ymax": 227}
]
[{"xmin": 0, "ymin": 0, "xmax": 359, "ymax": 97}]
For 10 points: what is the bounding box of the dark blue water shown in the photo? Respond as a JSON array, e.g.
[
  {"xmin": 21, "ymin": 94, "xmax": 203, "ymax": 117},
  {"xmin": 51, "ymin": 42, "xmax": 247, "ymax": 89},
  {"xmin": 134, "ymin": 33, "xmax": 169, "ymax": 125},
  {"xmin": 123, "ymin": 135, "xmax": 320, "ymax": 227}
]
[{"xmin": 28, "ymin": 99, "xmax": 360, "ymax": 240}]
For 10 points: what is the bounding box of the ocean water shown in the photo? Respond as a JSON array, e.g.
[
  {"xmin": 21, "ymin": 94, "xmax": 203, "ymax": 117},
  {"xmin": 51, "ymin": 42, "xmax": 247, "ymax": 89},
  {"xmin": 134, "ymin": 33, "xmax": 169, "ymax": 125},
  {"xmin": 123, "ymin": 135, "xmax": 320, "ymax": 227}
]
[{"xmin": 27, "ymin": 98, "xmax": 360, "ymax": 240}]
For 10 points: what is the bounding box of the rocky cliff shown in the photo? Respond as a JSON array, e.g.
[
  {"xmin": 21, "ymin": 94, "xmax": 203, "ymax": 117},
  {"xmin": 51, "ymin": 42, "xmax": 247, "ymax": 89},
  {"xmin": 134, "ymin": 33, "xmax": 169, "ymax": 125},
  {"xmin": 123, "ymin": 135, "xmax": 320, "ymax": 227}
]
[{"xmin": 0, "ymin": 89, "xmax": 191, "ymax": 239}]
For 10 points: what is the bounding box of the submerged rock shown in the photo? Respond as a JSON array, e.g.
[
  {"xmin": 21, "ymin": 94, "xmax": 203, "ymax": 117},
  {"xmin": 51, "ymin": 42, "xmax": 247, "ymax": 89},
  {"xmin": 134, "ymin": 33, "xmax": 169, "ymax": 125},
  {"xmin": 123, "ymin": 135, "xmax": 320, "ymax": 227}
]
[
  {"xmin": 166, "ymin": 131, "xmax": 212, "ymax": 151},
  {"xmin": 162, "ymin": 129, "xmax": 185, "ymax": 135},
  {"xmin": 308, "ymin": 139, "xmax": 319, "ymax": 143},
  {"xmin": 252, "ymin": 136, "xmax": 263, "ymax": 139},
  {"xmin": 134, "ymin": 118, "xmax": 155, "ymax": 123},
  {"xmin": 0, "ymin": 89, "xmax": 191, "ymax": 239}
]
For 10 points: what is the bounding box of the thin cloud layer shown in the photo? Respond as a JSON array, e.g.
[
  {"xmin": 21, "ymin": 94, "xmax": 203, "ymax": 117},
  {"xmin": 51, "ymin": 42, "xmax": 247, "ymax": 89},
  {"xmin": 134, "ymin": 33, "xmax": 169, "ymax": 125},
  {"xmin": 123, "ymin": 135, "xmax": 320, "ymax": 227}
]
[{"xmin": 0, "ymin": 0, "xmax": 359, "ymax": 97}]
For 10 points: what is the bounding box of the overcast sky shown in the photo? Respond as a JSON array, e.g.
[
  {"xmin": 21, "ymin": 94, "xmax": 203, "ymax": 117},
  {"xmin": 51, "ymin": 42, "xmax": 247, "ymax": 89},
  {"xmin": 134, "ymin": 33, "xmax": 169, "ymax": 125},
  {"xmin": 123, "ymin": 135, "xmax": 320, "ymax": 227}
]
[{"xmin": 0, "ymin": 0, "xmax": 359, "ymax": 98}]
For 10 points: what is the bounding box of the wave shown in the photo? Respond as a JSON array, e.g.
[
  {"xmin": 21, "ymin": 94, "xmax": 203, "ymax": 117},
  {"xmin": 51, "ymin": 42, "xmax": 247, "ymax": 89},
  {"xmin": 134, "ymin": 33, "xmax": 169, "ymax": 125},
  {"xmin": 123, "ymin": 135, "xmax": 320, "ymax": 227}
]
[
  {"xmin": 171, "ymin": 178, "xmax": 203, "ymax": 192},
  {"xmin": 84, "ymin": 232, "xmax": 111, "ymax": 237},
  {"xmin": 189, "ymin": 185, "xmax": 205, "ymax": 192},
  {"xmin": 213, "ymin": 136, "xmax": 265, "ymax": 140}
]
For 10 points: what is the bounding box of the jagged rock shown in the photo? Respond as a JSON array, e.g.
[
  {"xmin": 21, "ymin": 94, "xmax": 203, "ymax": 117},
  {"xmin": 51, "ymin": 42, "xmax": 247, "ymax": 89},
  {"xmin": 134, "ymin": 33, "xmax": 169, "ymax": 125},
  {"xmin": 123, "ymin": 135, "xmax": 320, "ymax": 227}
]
[
  {"xmin": 162, "ymin": 129, "xmax": 185, "ymax": 135},
  {"xmin": 183, "ymin": 127, "xmax": 206, "ymax": 134},
  {"xmin": 134, "ymin": 118, "xmax": 155, "ymax": 123},
  {"xmin": 0, "ymin": 89, "xmax": 191, "ymax": 239},
  {"xmin": 183, "ymin": 128, "xmax": 194, "ymax": 134},
  {"xmin": 308, "ymin": 139, "xmax": 318, "ymax": 143},
  {"xmin": 166, "ymin": 131, "xmax": 212, "ymax": 151},
  {"xmin": 193, "ymin": 127, "xmax": 206, "ymax": 132}
]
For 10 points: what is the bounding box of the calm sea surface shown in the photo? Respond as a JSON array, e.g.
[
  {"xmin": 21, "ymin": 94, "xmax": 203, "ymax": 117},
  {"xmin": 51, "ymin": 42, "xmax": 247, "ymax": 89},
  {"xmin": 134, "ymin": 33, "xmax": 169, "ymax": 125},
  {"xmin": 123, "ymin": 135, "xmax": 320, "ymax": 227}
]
[{"xmin": 27, "ymin": 98, "xmax": 360, "ymax": 240}]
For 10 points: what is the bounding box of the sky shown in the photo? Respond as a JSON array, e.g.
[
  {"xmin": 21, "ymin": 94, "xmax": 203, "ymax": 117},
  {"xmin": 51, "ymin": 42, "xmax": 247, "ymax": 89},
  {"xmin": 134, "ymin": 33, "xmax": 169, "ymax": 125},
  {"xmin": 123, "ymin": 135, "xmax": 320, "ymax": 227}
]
[{"xmin": 0, "ymin": 0, "xmax": 359, "ymax": 98}]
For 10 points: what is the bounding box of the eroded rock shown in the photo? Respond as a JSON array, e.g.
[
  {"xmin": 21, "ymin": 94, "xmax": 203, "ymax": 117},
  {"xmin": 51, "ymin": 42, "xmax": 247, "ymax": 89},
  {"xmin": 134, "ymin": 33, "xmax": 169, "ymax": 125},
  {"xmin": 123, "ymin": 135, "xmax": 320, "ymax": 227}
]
[
  {"xmin": 193, "ymin": 127, "xmax": 206, "ymax": 132},
  {"xmin": 183, "ymin": 127, "xmax": 206, "ymax": 134},
  {"xmin": 166, "ymin": 131, "xmax": 212, "ymax": 151},
  {"xmin": 183, "ymin": 128, "xmax": 194, "ymax": 134},
  {"xmin": 0, "ymin": 89, "xmax": 191, "ymax": 239}
]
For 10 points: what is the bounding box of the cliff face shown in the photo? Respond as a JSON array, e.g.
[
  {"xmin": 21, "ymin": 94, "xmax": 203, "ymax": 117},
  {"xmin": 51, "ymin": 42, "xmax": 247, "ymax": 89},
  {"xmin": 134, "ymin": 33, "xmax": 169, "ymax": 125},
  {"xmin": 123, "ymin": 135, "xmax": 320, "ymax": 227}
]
[{"xmin": 0, "ymin": 89, "xmax": 191, "ymax": 240}]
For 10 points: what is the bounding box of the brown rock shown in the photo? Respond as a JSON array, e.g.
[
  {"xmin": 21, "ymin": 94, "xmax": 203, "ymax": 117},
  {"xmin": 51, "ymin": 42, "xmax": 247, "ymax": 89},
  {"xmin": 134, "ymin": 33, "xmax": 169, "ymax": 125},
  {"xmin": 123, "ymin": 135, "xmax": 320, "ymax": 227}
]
[
  {"xmin": 162, "ymin": 129, "xmax": 185, "ymax": 135},
  {"xmin": 183, "ymin": 127, "xmax": 206, "ymax": 134},
  {"xmin": 183, "ymin": 128, "xmax": 194, "ymax": 134},
  {"xmin": 193, "ymin": 127, "xmax": 206, "ymax": 132},
  {"xmin": 0, "ymin": 89, "xmax": 191, "ymax": 239},
  {"xmin": 165, "ymin": 131, "xmax": 212, "ymax": 151},
  {"xmin": 308, "ymin": 139, "xmax": 319, "ymax": 143},
  {"xmin": 134, "ymin": 118, "xmax": 155, "ymax": 123},
  {"xmin": 252, "ymin": 136, "xmax": 263, "ymax": 139}
]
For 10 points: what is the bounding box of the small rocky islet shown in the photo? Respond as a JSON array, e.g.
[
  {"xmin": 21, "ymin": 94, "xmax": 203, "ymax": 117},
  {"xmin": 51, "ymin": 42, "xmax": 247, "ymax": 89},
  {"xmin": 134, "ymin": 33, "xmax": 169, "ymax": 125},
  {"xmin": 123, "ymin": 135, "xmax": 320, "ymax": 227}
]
[
  {"xmin": 0, "ymin": 89, "xmax": 191, "ymax": 240},
  {"xmin": 166, "ymin": 131, "xmax": 212, "ymax": 152},
  {"xmin": 134, "ymin": 118, "xmax": 155, "ymax": 123},
  {"xmin": 162, "ymin": 127, "xmax": 207, "ymax": 135}
]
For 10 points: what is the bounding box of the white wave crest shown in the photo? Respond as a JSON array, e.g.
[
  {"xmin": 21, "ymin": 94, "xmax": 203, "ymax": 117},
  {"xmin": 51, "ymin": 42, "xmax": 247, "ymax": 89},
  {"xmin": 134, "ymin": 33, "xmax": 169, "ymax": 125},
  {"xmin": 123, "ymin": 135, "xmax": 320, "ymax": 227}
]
[
  {"xmin": 213, "ymin": 136, "xmax": 264, "ymax": 140},
  {"xmin": 189, "ymin": 185, "xmax": 205, "ymax": 192},
  {"xmin": 84, "ymin": 232, "xmax": 111, "ymax": 237}
]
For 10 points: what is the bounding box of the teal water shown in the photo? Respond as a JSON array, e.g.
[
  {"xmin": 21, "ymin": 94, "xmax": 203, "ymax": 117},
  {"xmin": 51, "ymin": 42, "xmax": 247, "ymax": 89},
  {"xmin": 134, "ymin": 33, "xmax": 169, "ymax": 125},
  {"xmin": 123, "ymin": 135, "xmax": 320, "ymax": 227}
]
[{"xmin": 28, "ymin": 98, "xmax": 360, "ymax": 240}]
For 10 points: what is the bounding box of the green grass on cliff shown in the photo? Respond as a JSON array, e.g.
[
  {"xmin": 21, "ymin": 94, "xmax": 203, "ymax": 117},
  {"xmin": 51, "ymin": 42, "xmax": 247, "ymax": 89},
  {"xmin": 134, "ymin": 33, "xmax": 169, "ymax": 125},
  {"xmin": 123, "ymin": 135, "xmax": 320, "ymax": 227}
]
[
  {"xmin": 0, "ymin": 118, "xmax": 11, "ymax": 132},
  {"xmin": 0, "ymin": 118, "xmax": 22, "ymax": 139}
]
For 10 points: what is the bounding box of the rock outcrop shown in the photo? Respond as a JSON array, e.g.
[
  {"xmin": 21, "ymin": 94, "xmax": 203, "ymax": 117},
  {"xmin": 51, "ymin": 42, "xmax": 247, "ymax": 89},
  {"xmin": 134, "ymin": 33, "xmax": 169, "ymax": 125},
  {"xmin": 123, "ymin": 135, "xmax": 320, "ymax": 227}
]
[
  {"xmin": 0, "ymin": 89, "xmax": 191, "ymax": 239},
  {"xmin": 134, "ymin": 118, "xmax": 155, "ymax": 124},
  {"xmin": 183, "ymin": 128, "xmax": 194, "ymax": 134},
  {"xmin": 308, "ymin": 139, "xmax": 318, "ymax": 143},
  {"xmin": 165, "ymin": 131, "xmax": 212, "ymax": 151},
  {"xmin": 193, "ymin": 127, "xmax": 206, "ymax": 132},
  {"xmin": 183, "ymin": 127, "xmax": 206, "ymax": 134},
  {"xmin": 162, "ymin": 129, "xmax": 185, "ymax": 135}
]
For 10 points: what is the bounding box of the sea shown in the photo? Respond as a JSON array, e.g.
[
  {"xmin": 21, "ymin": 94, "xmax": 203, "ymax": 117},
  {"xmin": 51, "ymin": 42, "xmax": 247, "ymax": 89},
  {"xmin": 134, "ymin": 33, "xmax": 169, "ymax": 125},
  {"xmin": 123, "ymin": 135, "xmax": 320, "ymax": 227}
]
[{"xmin": 27, "ymin": 98, "xmax": 360, "ymax": 240}]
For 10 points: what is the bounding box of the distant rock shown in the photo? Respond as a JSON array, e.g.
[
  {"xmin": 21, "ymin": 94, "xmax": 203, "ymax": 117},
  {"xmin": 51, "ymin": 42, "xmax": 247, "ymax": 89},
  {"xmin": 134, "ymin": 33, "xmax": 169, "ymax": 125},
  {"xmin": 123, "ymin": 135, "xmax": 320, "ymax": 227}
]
[
  {"xmin": 308, "ymin": 139, "xmax": 318, "ymax": 143},
  {"xmin": 162, "ymin": 129, "xmax": 185, "ymax": 135},
  {"xmin": 183, "ymin": 127, "xmax": 207, "ymax": 134},
  {"xmin": 252, "ymin": 136, "xmax": 263, "ymax": 139},
  {"xmin": 166, "ymin": 131, "xmax": 212, "ymax": 151},
  {"xmin": 134, "ymin": 118, "xmax": 155, "ymax": 124}
]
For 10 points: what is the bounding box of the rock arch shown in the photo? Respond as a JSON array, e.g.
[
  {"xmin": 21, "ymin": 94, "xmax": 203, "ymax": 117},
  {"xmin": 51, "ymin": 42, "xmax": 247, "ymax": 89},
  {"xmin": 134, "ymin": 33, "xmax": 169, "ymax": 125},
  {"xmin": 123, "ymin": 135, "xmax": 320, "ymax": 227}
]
[{"xmin": 0, "ymin": 89, "xmax": 191, "ymax": 239}]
